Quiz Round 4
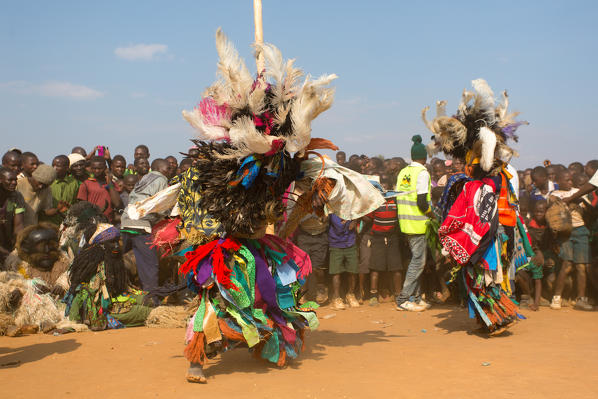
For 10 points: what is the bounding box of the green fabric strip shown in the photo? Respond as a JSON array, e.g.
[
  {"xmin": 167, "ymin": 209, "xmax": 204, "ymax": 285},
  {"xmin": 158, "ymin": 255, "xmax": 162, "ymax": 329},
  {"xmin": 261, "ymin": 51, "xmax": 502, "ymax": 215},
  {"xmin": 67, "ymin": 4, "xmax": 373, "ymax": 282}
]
[{"xmin": 193, "ymin": 293, "xmax": 206, "ymax": 332}]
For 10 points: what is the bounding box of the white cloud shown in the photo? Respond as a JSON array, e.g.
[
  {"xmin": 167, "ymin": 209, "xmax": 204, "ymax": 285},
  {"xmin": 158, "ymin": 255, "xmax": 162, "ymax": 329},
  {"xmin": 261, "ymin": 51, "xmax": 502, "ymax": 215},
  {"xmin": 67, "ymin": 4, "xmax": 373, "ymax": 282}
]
[
  {"xmin": 115, "ymin": 44, "xmax": 168, "ymax": 61},
  {"xmin": 0, "ymin": 80, "xmax": 104, "ymax": 99}
]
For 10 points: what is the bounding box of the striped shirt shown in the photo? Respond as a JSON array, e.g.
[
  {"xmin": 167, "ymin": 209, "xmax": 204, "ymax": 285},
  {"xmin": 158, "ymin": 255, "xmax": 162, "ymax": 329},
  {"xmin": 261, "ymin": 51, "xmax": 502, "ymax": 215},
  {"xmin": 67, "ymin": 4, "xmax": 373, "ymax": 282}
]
[{"xmin": 371, "ymin": 198, "xmax": 398, "ymax": 235}]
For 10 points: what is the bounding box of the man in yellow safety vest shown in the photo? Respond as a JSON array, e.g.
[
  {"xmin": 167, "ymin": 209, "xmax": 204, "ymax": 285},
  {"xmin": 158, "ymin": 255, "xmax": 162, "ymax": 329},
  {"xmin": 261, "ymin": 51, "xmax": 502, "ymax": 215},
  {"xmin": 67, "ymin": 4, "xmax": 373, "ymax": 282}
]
[{"xmin": 395, "ymin": 135, "xmax": 434, "ymax": 312}]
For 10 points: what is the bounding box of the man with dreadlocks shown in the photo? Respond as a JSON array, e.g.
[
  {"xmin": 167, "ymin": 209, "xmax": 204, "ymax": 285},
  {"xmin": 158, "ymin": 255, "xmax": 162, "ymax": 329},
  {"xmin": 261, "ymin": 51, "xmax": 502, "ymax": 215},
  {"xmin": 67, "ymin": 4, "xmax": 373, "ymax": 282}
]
[
  {"xmin": 64, "ymin": 223, "xmax": 153, "ymax": 330},
  {"xmin": 423, "ymin": 79, "xmax": 530, "ymax": 335},
  {"xmin": 122, "ymin": 29, "xmax": 383, "ymax": 384}
]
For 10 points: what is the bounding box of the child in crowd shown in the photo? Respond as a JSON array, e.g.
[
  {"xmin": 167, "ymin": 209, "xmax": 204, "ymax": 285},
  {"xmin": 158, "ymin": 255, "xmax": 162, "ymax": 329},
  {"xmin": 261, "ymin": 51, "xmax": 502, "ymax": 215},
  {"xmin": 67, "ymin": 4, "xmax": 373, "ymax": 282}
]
[
  {"xmin": 549, "ymin": 171, "xmax": 593, "ymax": 311},
  {"xmin": 120, "ymin": 174, "xmax": 140, "ymax": 208},
  {"xmin": 328, "ymin": 213, "xmax": 360, "ymax": 310},
  {"xmin": 517, "ymin": 200, "xmax": 548, "ymax": 310},
  {"xmin": 368, "ymin": 174, "xmax": 403, "ymax": 306},
  {"xmin": 530, "ymin": 166, "xmax": 558, "ymax": 201}
]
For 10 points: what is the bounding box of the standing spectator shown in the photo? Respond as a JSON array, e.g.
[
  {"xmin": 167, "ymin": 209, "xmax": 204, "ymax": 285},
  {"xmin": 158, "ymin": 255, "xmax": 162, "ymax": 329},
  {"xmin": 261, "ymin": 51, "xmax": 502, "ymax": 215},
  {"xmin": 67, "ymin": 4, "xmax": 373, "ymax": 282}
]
[
  {"xmin": 165, "ymin": 156, "xmax": 178, "ymax": 179},
  {"xmin": 178, "ymin": 158, "xmax": 193, "ymax": 175},
  {"xmin": 134, "ymin": 144, "xmax": 150, "ymax": 162},
  {"xmin": 19, "ymin": 152, "xmax": 39, "ymax": 180},
  {"xmin": 569, "ymin": 162, "xmax": 584, "ymax": 176},
  {"xmin": 328, "ymin": 214, "xmax": 360, "ymax": 310},
  {"xmin": 430, "ymin": 160, "xmax": 446, "ymax": 187},
  {"xmin": 394, "ymin": 135, "xmax": 432, "ymax": 312},
  {"xmin": 121, "ymin": 159, "xmax": 170, "ymax": 300},
  {"xmin": 71, "ymin": 146, "xmax": 87, "ymax": 157},
  {"xmin": 0, "ymin": 168, "xmax": 25, "ymax": 265},
  {"xmin": 42, "ymin": 155, "xmax": 79, "ymax": 225},
  {"xmin": 110, "ymin": 155, "xmax": 127, "ymax": 180},
  {"xmin": 549, "ymin": 171, "xmax": 593, "ymax": 310},
  {"xmin": 335, "ymin": 151, "xmax": 346, "ymax": 166},
  {"xmin": 120, "ymin": 174, "xmax": 139, "ymax": 208},
  {"xmin": 2, "ymin": 151, "xmax": 22, "ymax": 174},
  {"xmin": 530, "ymin": 166, "xmax": 557, "ymax": 201},
  {"xmin": 546, "ymin": 165, "xmax": 558, "ymax": 185},
  {"xmin": 368, "ymin": 174, "xmax": 402, "ymax": 306},
  {"xmin": 68, "ymin": 153, "xmax": 88, "ymax": 184},
  {"xmin": 77, "ymin": 156, "xmax": 122, "ymax": 222},
  {"xmin": 295, "ymin": 210, "xmax": 330, "ymax": 304},
  {"xmin": 134, "ymin": 157, "xmax": 150, "ymax": 177},
  {"xmin": 16, "ymin": 164, "xmax": 57, "ymax": 226}
]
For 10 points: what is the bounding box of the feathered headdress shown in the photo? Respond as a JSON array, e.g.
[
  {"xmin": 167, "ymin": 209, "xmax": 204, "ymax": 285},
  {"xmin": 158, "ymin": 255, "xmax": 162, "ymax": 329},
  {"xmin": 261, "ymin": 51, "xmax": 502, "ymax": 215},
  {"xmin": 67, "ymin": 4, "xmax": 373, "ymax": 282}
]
[
  {"xmin": 180, "ymin": 29, "xmax": 338, "ymax": 236},
  {"xmin": 422, "ymin": 79, "xmax": 528, "ymax": 175}
]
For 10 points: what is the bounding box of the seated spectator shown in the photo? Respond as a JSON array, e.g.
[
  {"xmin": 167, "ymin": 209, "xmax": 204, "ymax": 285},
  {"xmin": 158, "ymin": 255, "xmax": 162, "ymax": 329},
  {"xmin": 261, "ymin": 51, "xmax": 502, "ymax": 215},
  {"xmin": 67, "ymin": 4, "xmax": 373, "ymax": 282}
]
[
  {"xmin": 134, "ymin": 157, "xmax": 150, "ymax": 177},
  {"xmin": 549, "ymin": 171, "xmax": 592, "ymax": 311},
  {"xmin": 2, "ymin": 151, "xmax": 22, "ymax": 174},
  {"xmin": 19, "ymin": 152, "xmax": 39, "ymax": 180},
  {"xmin": 42, "ymin": 155, "xmax": 79, "ymax": 225},
  {"xmin": 17, "ymin": 164, "xmax": 57, "ymax": 227},
  {"xmin": 328, "ymin": 214, "xmax": 360, "ymax": 310},
  {"xmin": 77, "ymin": 156, "xmax": 122, "ymax": 222},
  {"xmin": 0, "ymin": 168, "xmax": 25, "ymax": 265}
]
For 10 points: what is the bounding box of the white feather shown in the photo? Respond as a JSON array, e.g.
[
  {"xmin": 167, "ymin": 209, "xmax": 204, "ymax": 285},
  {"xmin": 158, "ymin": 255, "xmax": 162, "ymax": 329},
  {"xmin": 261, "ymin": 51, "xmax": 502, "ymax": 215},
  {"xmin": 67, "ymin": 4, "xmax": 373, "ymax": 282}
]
[
  {"xmin": 471, "ymin": 78, "xmax": 496, "ymax": 124},
  {"xmin": 182, "ymin": 109, "xmax": 229, "ymax": 140},
  {"xmin": 421, "ymin": 106, "xmax": 435, "ymax": 132},
  {"xmin": 228, "ymin": 116, "xmax": 273, "ymax": 155},
  {"xmin": 436, "ymin": 100, "xmax": 447, "ymax": 117},
  {"xmin": 215, "ymin": 28, "xmax": 253, "ymax": 107},
  {"xmin": 478, "ymin": 127, "xmax": 497, "ymax": 172}
]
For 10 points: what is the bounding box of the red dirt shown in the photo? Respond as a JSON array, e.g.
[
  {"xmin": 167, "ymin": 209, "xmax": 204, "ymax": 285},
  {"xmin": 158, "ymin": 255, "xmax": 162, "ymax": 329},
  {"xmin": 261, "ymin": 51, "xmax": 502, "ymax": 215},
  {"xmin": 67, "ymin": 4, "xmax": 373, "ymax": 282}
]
[{"xmin": 1, "ymin": 303, "xmax": 598, "ymax": 398}]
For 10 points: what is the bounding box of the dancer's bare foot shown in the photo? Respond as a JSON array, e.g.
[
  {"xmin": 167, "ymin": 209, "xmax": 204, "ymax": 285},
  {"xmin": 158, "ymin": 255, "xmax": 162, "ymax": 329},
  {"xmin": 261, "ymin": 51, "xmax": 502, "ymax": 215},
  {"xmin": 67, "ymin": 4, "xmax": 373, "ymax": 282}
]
[{"xmin": 186, "ymin": 362, "xmax": 207, "ymax": 383}]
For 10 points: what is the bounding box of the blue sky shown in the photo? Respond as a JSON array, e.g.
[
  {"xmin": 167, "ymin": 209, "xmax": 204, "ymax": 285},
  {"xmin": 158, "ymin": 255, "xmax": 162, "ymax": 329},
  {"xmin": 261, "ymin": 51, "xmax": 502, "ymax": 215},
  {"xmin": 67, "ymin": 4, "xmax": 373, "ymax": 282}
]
[{"xmin": 1, "ymin": 1, "xmax": 596, "ymax": 169}]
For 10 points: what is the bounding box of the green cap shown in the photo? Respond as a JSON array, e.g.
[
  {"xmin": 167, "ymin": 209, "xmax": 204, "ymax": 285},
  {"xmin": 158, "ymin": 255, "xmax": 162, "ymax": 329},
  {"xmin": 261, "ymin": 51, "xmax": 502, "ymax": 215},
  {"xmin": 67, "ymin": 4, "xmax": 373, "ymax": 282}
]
[{"xmin": 410, "ymin": 135, "xmax": 427, "ymax": 160}]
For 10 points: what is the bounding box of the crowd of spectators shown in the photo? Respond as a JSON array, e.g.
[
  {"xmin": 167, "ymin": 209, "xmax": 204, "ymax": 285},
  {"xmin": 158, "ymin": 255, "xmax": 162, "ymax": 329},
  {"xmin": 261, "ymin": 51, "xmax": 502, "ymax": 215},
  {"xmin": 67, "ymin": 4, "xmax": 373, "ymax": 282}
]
[{"xmin": 2, "ymin": 144, "xmax": 598, "ymax": 313}]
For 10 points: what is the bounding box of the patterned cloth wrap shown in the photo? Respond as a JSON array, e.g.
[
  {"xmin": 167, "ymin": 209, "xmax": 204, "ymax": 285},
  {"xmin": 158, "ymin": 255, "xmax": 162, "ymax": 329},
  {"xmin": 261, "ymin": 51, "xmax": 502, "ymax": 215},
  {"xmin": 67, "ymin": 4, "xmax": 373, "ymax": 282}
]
[
  {"xmin": 439, "ymin": 170, "xmax": 526, "ymax": 332},
  {"xmin": 64, "ymin": 261, "xmax": 151, "ymax": 330},
  {"xmin": 180, "ymin": 234, "xmax": 318, "ymax": 366}
]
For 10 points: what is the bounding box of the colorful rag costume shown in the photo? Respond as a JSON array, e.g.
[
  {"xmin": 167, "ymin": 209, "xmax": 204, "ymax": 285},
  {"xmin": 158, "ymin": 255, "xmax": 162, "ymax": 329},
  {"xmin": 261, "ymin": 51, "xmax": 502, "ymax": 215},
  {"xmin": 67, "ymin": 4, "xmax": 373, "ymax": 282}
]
[
  {"xmin": 125, "ymin": 30, "xmax": 382, "ymax": 370},
  {"xmin": 64, "ymin": 223, "xmax": 152, "ymax": 330},
  {"xmin": 425, "ymin": 79, "xmax": 530, "ymax": 333}
]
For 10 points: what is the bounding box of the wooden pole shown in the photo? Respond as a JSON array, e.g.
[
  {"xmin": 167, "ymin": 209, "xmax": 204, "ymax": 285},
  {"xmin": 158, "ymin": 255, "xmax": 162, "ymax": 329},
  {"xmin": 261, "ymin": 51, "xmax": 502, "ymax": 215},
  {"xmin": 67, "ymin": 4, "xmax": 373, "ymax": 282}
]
[{"xmin": 253, "ymin": 0, "xmax": 264, "ymax": 73}]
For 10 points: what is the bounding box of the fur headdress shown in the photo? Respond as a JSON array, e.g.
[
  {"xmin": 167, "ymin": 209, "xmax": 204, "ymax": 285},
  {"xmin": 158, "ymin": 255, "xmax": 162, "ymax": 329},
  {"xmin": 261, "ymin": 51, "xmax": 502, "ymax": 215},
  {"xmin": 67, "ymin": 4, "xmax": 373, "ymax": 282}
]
[
  {"xmin": 422, "ymin": 79, "xmax": 528, "ymax": 175},
  {"xmin": 180, "ymin": 29, "xmax": 338, "ymax": 236}
]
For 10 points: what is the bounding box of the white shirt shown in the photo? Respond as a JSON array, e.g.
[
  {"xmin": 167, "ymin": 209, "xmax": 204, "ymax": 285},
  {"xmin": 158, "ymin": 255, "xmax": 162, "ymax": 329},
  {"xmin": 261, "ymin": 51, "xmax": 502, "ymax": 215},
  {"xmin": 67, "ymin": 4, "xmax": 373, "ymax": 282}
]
[
  {"xmin": 590, "ymin": 170, "xmax": 598, "ymax": 187},
  {"xmin": 409, "ymin": 162, "xmax": 430, "ymax": 195}
]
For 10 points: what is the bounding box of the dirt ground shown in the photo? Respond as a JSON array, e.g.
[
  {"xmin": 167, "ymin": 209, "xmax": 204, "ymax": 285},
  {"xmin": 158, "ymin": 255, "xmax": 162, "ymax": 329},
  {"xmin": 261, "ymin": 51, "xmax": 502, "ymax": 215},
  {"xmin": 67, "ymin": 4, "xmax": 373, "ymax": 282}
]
[{"xmin": 1, "ymin": 303, "xmax": 598, "ymax": 399}]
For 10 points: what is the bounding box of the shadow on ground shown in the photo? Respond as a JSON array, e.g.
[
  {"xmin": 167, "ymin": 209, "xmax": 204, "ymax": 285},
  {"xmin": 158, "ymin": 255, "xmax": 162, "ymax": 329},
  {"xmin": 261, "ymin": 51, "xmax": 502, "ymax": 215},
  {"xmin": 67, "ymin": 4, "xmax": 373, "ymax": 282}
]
[
  {"xmin": 0, "ymin": 338, "xmax": 81, "ymax": 368},
  {"xmin": 431, "ymin": 306, "xmax": 514, "ymax": 338},
  {"xmin": 205, "ymin": 328, "xmax": 400, "ymax": 378}
]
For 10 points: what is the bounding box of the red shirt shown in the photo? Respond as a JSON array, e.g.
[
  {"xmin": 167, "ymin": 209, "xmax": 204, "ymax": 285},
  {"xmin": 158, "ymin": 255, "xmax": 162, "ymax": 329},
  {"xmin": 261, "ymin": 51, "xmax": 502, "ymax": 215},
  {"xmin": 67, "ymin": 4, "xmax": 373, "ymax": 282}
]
[
  {"xmin": 370, "ymin": 198, "xmax": 398, "ymax": 235},
  {"xmin": 77, "ymin": 178, "xmax": 113, "ymax": 221}
]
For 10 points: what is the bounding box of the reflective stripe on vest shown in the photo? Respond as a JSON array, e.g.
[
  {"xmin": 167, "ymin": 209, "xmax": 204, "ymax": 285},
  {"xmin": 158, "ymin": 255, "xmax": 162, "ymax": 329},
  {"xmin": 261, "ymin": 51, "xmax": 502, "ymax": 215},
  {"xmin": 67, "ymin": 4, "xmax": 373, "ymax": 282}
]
[{"xmin": 395, "ymin": 165, "xmax": 430, "ymax": 234}]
